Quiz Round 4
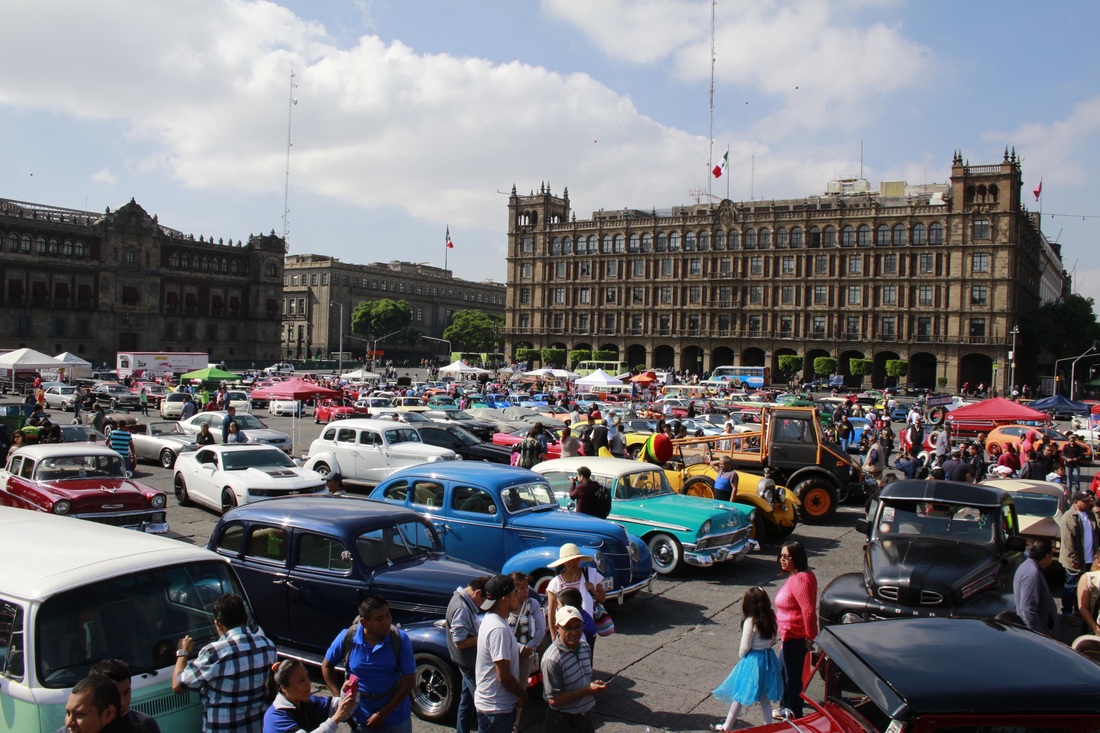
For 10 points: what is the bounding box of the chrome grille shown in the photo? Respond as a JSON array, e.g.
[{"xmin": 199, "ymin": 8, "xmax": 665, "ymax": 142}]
[
  {"xmin": 133, "ymin": 690, "xmax": 196, "ymax": 717},
  {"xmin": 877, "ymin": 586, "xmax": 898, "ymax": 601},
  {"xmin": 695, "ymin": 526, "xmax": 750, "ymax": 550},
  {"xmin": 877, "ymin": 586, "xmax": 945, "ymax": 605}
]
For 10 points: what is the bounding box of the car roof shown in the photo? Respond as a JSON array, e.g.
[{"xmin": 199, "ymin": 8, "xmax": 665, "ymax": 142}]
[
  {"xmin": 980, "ymin": 478, "xmax": 1067, "ymax": 498},
  {"xmin": 384, "ymin": 463, "xmax": 544, "ymax": 485},
  {"xmin": 818, "ymin": 617, "xmax": 1100, "ymax": 718},
  {"xmin": 878, "ymin": 479, "xmax": 1008, "ymax": 507},
  {"xmin": 320, "ymin": 418, "xmax": 424, "ymax": 430},
  {"xmin": 200, "ymin": 444, "xmax": 286, "ymax": 454},
  {"xmin": 219, "ymin": 495, "xmax": 428, "ymax": 534},
  {"xmin": 534, "ymin": 456, "xmax": 663, "ymax": 478},
  {"xmin": 0, "ymin": 506, "xmax": 220, "ymax": 601},
  {"xmin": 9, "ymin": 443, "xmax": 124, "ymax": 460}
]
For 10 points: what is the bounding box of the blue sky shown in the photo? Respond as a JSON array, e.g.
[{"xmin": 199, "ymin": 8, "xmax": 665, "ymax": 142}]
[{"xmin": 2, "ymin": 1, "xmax": 1099, "ymax": 299}]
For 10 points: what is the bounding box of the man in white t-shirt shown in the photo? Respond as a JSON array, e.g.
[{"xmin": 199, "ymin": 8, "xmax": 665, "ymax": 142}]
[{"xmin": 474, "ymin": 575, "xmax": 529, "ymax": 733}]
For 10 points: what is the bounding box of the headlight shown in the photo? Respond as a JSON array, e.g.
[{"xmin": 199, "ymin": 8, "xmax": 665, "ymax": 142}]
[
  {"xmin": 53, "ymin": 500, "xmax": 71, "ymax": 515},
  {"xmin": 776, "ymin": 486, "xmax": 786, "ymax": 503},
  {"xmin": 840, "ymin": 612, "xmax": 864, "ymax": 624},
  {"xmin": 593, "ymin": 550, "xmax": 607, "ymax": 574},
  {"xmin": 151, "ymin": 494, "xmax": 167, "ymax": 509},
  {"xmin": 627, "ymin": 540, "xmax": 639, "ymax": 563},
  {"xmin": 701, "ymin": 519, "xmax": 712, "ymax": 535}
]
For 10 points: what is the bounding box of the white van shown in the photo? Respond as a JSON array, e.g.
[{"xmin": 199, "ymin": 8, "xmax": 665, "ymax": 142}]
[{"xmin": 0, "ymin": 507, "xmax": 254, "ymax": 732}]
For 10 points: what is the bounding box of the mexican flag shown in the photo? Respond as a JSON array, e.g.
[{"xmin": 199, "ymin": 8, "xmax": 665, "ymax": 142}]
[{"xmin": 712, "ymin": 151, "xmax": 728, "ymax": 178}]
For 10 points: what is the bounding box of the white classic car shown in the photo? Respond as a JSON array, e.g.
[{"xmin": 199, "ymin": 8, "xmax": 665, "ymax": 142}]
[
  {"xmin": 303, "ymin": 418, "xmax": 458, "ymax": 486},
  {"xmin": 173, "ymin": 444, "xmax": 327, "ymax": 514}
]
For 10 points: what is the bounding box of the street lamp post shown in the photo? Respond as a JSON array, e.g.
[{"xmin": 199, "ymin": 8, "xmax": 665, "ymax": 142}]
[
  {"xmin": 420, "ymin": 335, "xmax": 451, "ymax": 366},
  {"xmin": 1009, "ymin": 325, "xmax": 1019, "ymax": 396},
  {"xmin": 371, "ymin": 330, "xmax": 403, "ymax": 372},
  {"xmin": 1068, "ymin": 341, "xmax": 1100, "ymax": 401},
  {"xmin": 330, "ymin": 301, "xmax": 344, "ymax": 376}
]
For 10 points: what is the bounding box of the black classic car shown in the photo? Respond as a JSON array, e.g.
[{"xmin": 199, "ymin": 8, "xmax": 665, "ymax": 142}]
[
  {"xmin": 820, "ymin": 480, "xmax": 1026, "ymax": 624},
  {"xmin": 413, "ymin": 424, "xmax": 513, "ymax": 463},
  {"xmin": 207, "ymin": 495, "xmax": 494, "ymax": 722}
]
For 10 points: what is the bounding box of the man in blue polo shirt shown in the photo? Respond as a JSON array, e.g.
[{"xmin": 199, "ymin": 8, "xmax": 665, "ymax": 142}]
[{"xmin": 321, "ymin": 595, "xmax": 415, "ymax": 733}]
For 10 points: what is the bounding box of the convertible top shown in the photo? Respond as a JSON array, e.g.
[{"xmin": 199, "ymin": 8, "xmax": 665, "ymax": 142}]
[{"xmin": 878, "ymin": 479, "xmax": 1007, "ymax": 508}]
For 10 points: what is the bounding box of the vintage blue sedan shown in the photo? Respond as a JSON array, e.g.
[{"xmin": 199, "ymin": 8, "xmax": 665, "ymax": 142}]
[
  {"xmin": 368, "ymin": 463, "xmax": 654, "ymax": 600},
  {"xmin": 208, "ymin": 495, "xmax": 492, "ymax": 723}
]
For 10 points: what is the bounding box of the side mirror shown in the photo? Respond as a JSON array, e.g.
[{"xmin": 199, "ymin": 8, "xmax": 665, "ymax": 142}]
[{"xmin": 855, "ymin": 517, "xmax": 870, "ymax": 536}]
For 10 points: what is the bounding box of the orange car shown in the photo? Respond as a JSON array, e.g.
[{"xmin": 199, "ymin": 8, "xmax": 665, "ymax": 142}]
[{"xmin": 984, "ymin": 424, "xmax": 1092, "ymax": 462}]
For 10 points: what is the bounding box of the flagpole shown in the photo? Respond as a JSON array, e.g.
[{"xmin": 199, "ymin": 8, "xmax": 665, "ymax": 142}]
[
  {"xmin": 725, "ymin": 145, "xmax": 730, "ymax": 201},
  {"xmin": 445, "ymin": 225, "xmax": 449, "ymax": 273}
]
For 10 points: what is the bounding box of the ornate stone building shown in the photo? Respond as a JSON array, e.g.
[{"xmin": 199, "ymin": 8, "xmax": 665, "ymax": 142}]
[
  {"xmin": 281, "ymin": 255, "xmax": 505, "ymax": 361},
  {"xmin": 0, "ymin": 197, "xmax": 286, "ymax": 366},
  {"xmin": 504, "ymin": 151, "xmax": 1067, "ymax": 390}
]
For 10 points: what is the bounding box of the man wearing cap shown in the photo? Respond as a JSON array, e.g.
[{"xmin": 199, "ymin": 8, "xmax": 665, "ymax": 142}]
[
  {"xmin": 325, "ymin": 472, "xmax": 346, "ymax": 495},
  {"xmin": 474, "ymin": 575, "xmax": 529, "ymax": 733},
  {"xmin": 1059, "ymin": 490, "xmax": 1099, "ymax": 616},
  {"xmin": 447, "ymin": 576, "xmax": 491, "ymax": 733},
  {"xmin": 941, "ymin": 447, "xmax": 969, "ymax": 483},
  {"xmin": 542, "ymin": 606, "xmax": 608, "ymax": 733}
]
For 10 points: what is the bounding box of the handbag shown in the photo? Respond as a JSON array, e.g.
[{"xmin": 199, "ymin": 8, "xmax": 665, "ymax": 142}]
[{"xmin": 593, "ymin": 602, "xmax": 615, "ymax": 637}]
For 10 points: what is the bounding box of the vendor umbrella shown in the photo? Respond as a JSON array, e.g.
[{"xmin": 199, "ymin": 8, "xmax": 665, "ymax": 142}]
[
  {"xmin": 179, "ymin": 366, "xmax": 239, "ymax": 382},
  {"xmin": 250, "ymin": 378, "xmax": 341, "ymax": 454}
]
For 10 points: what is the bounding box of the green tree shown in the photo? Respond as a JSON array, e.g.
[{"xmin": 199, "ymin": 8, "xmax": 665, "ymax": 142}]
[
  {"xmin": 813, "ymin": 357, "xmax": 837, "ymax": 377},
  {"xmin": 542, "ymin": 348, "xmax": 566, "ymax": 367},
  {"xmin": 443, "ymin": 309, "xmax": 503, "ymax": 352},
  {"xmin": 515, "ymin": 348, "xmax": 540, "ymax": 365},
  {"xmin": 592, "ymin": 349, "xmax": 617, "ymax": 362},
  {"xmin": 1021, "ymin": 293, "xmax": 1100, "ymax": 380},
  {"xmin": 351, "ymin": 299, "xmax": 413, "ymax": 345},
  {"xmin": 778, "ymin": 354, "xmax": 802, "ymax": 382},
  {"xmin": 569, "ymin": 349, "xmax": 592, "ymax": 368},
  {"xmin": 885, "ymin": 360, "xmax": 909, "ymax": 388},
  {"xmin": 849, "ymin": 358, "xmax": 874, "ymax": 387}
]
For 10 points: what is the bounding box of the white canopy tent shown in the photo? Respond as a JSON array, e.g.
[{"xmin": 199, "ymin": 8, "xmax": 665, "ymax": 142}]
[
  {"xmin": 54, "ymin": 352, "xmax": 93, "ymax": 382},
  {"xmin": 574, "ymin": 369, "xmax": 624, "ymax": 387},
  {"xmin": 438, "ymin": 360, "xmax": 492, "ymax": 377},
  {"xmin": 0, "ymin": 348, "xmax": 68, "ymax": 390},
  {"xmin": 340, "ymin": 368, "xmax": 382, "ymax": 382}
]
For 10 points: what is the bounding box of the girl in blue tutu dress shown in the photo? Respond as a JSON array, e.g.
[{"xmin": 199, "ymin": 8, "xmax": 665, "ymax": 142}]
[{"xmin": 711, "ymin": 587, "xmax": 784, "ymax": 730}]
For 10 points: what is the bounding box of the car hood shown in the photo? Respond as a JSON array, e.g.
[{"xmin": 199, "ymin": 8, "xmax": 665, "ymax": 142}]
[
  {"xmin": 242, "ymin": 428, "xmax": 290, "ymax": 443},
  {"xmin": 1018, "ymin": 514, "xmax": 1060, "ymax": 541},
  {"xmin": 609, "ymin": 493, "xmax": 751, "ymax": 533},
  {"xmin": 373, "ymin": 553, "xmax": 494, "ymax": 607},
  {"xmin": 510, "ymin": 507, "xmax": 630, "ymax": 541},
  {"xmin": 41, "ymin": 478, "xmax": 154, "ymax": 510},
  {"xmin": 228, "ymin": 467, "xmax": 323, "ymax": 487},
  {"xmin": 867, "ymin": 538, "xmax": 1002, "ymax": 607}
]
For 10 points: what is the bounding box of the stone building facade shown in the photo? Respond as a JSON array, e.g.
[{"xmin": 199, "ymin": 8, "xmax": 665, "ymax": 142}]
[
  {"xmin": 0, "ymin": 197, "xmax": 285, "ymax": 366},
  {"xmin": 503, "ymin": 151, "xmax": 1067, "ymax": 390},
  {"xmin": 282, "ymin": 255, "xmax": 505, "ymax": 362}
]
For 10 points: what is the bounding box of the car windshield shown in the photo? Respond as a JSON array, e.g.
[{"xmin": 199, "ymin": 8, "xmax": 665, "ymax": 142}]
[
  {"xmin": 1011, "ymin": 492, "xmax": 1061, "ymax": 518},
  {"xmin": 59, "ymin": 426, "xmax": 103, "ymax": 443},
  {"xmin": 1042, "ymin": 427, "xmax": 1070, "ymax": 440},
  {"xmin": 226, "ymin": 392, "xmax": 248, "ymax": 400},
  {"xmin": 356, "ymin": 519, "xmax": 440, "ymax": 567},
  {"xmin": 613, "ymin": 470, "xmax": 674, "ymax": 500},
  {"xmin": 384, "ymin": 428, "xmax": 422, "ymax": 445},
  {"xmin": 232, "ymin": 415, "xmax": 266, "ymax": 430},
  {"xmin": 148, "ymin": 422, "xmax": 185, "ymax": 436},
  {"xmin": 36, "ymin": 454, "xmax": 126, "ymax": 480},
  {"xmin": 875, "ymin": 500, "xmax": 997, "ymax": 544},
  {"xmin": 35, "ymin": 561, "xmax": 246, "ymax": 687},
  {"xmin": 448, "ymin": 410, "xmax": 476, "ymax": 420},
  {"xmin": 500, "ymin": 481, "xmax": 557, "ymax": 513},
  {"xmin": 222, "ymin": 448, "xmax": 296, "ymax": 470},
  {"xmin": 448, "ymin": 427, "xmax": 481, "ymax": 446}
]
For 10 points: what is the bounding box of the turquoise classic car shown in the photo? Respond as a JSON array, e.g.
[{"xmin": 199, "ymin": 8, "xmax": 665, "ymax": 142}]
[{"xmin": 532, "ymin": 456, "xmax": 757, "ymax": 575}]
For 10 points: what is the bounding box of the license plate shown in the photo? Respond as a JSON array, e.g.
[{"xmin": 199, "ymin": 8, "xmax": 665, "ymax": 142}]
[{"xmin": 601, "ymin": 577, "xmax": 614, "ymax": 591}]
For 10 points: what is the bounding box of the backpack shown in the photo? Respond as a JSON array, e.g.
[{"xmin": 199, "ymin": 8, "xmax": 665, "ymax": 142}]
[
  {"xmin": 518, "ymin": 436, "xmax": 542, "ymax": 468},
  {"xmin": 591, "ymin": 481, "xmax": 612, "ymax": 519},
  {"xmin": 339, "ymin": 617, "xmax": 403, "ymax": 687}
]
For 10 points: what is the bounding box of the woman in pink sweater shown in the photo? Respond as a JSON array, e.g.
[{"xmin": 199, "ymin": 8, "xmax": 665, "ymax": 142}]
[{"xmin": 774, "ymin": 541, "xmax": 818, "ymax": 718}]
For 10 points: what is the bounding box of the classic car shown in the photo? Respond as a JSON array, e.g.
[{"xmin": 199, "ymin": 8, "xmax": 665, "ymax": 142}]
[
  {"xmin": 58, "ymin": 424, "xmax": 108, "ymax": 445},
  {"xmin": 492, "ymin": 425, "xmax": 565, "ymax": 459},
  {"xmin": 819, "ymin": 480, "xmax": 1026, "ymax": 625},
  {"xmin": 421, "ymin": 409, "xmax": 497, "ymax": 440},
  {"xmin": 426, "ymin": 395, "xmax": 457, "ymax": 409},
  {"xmin": 744, "ymin": 617, "xmax": 1100, "ymax": 732},
  {"xmin": 356, "ymin": 396, "xmax": 394, "ymax": 410},
  {"xmin": 42, "ymin": 385, "xmax": 80, "ymax": 411},
  {"xmin": 392, "ymin": 396, "xmax": 425, "ymax": 408},
  {"xmin": 121, "ymin": 421, "xmax": 200, "ymax": 468},
  {"xmin": 177, "ymin": 411, "xmax": 292, "ymax": 452},
  {"xmin": 131, "ymin": 382, "xmax": 169, "ymax": 406},
  {"xmin": 90, "ymin": 383, "xmax": 142, "ymax": 410},
  {"xmin": 531, "ymin": 457, "xmax": 756, "ymax": 575},
  {"xmin": 268, "ymin": 397, "xmax": 305, "ymax": 417},
  {"xmin": 303, "ymin": 418, "xmax": 458, "ymax": 485},
  {"xmin": 173, "ymin": 444, "xmax": 327, "ymax": 514},
  {"xmin": 980, "ymin": 477, "xmax": 1069, "ymax": 548},
  {"xmin": 368, "ymin": 463, "xmax": 654, "ymax": 600},
  {"xmin": 413, "ymin": 424, "xmax": 513, "ymax": 464},
  {"xmin": 313, "ymin": 397, "xmax": 358, "ymax": 423},
  {"xmin": 208, "ymin": 495, "xmax": 493, "ymax": 722},
  {"xmin": 0, "ymin": 444, "xmax": 167, "ymax": 532}
]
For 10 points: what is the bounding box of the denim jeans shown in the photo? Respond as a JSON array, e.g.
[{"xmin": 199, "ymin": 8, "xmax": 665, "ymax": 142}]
[
  {"xmin": 1064, "ymin": 569, "xmax": 1083, "ymax": 616},
  {"xmin": 477, "ymin": 708, "xmax": 517, "ymax": 733},
  {"xmin": 456, "ymin": 667, "xmax": 477, "ymax": 733},
  {"xmin": 1067, "ymin": 463, "xmax": 1082, "ymax": 492}
]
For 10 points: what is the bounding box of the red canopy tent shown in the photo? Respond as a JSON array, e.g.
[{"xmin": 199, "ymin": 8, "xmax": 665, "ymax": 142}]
[
  {"xmin": 945, "ymin": 397, "xmax": 1049, "ymax": 423},
  {"xmin": 250, "ymin": 378, "xmax": 339, "ymax": 400}
]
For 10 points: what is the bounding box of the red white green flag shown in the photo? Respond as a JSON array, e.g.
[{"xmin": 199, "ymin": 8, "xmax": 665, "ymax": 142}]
[{"xmin": 712, "ymin": 150, "xmax": 728, "ymax": 178}]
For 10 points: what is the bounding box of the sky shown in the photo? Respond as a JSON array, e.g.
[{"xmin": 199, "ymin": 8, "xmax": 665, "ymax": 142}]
[{"xmin": 2, "ymin": 1, "xmax": 1099, "ymax": 300}]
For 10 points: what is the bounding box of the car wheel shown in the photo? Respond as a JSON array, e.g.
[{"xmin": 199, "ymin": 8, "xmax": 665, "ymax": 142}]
[
  {"xmin": 764, "ymin": 517, "xmax": 797, "ymax": 539},
  {"xmin": 682, "ymin": 476, "xmax": 714, "ymax": 499},
  {"xmin": 174, "ymin": 474, "xmax": 191, "ymax": 506},
  {"xmin": 795, "ymin": 477, "xmax": 838, "ymax": 524},
  {"xmin": 647, "ymin": 532, "xmax": 682, "ymax": 575},
  {"xmin": 314, "ymin": 414, "xmax": 321, "ymax": 424},
  {"xmin": 61, "ymin": 400, "xmax": 71, "ymax": 411},
  {"xmin": 410, "ymin": 652, "xmax": 457, "ymax": 723},
  {"xmin": 159, "ymin": 448, "xmax": 176, "ymax": 469},
  {"xmin": 221, "ymin": 487, "xmax": 239, "ymax": 514},
  {"xmin": 627, "ymin": 443, "xmax": 643, "ymax": 460},
  {"xmin": 312, "ymin": 461, "xmax": 331, "ymax": 478}
]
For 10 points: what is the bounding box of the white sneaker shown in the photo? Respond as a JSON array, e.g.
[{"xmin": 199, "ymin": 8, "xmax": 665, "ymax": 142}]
[{"xmin": 776, "ymin": 708, "xmax": 795, "ymax": 720}]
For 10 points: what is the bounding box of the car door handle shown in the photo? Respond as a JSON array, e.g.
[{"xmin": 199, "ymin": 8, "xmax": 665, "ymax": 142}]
[
  {"xmin": 271, "ymin": 578, "xmax": 285, "ymax": 585},
  {"xmin": 432, "ymin": 523, "xmax": 446, "ymax": 533},
  {"xmin": 286, "ymin": 579, "xmax": 302, "ymax": 591}
]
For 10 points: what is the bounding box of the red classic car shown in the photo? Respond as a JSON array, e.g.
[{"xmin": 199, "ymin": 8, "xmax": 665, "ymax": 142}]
[
  {"xmin": 491, "ymin": 425, "xmax": 564, "ymax": 459},
  {"xmin": 313, "ymin": 398, "xmax": 360, "ymax": 424},
  {"xmin": 0, "ymin": 444, "xmax": 168, "ymax": 532}
]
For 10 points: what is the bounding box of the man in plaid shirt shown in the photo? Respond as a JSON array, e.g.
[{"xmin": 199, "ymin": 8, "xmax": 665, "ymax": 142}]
[{"xmin": 172, "ymin": 593, "xmax": 276, "ymax": 732}]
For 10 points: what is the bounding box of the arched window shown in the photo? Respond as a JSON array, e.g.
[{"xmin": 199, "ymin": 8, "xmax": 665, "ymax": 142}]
[
  {"xmin": 697, "ymin": 232, "xmax": 709, "ymax": 251},
  {"xmin": 641, "ymin": 233, "xmax": 653, "ymax": 252},
  {"xmin": 841, "ymin": 225, "xmax": 856, "ymax": 247},
  {"xmin": 221, "ymin": 259, "xmax": 228, "ymax": 273},
  {"xmin": 601, "ymin": 235, "xmax": 612, "ymax": 254},
  {"xmin": 230, "ymin": 260, "xmax": 239, "ymax": 274},
  {"xmin": 684, "ymin": 232, "xmax": 696, "ymax": 251},
  {"xmin": 62, "ymin": 239, "xmax": 73, "ymax": 256},
  {"xmin": 728, "ymin": 230, "xmax": 740, "ymax": 250},
  {"xmin": 669, "ymin": 232, "xmax": 680, "ymax": 251},
  {"xmin": 776, "ymin": 228, "xmax": 788, "ymax": 249},
  {"xmin": 929, "ymin": 222, "xmax": 944, "ymax": 245},
  {"xmin": 790, "ymin": 227, "xmax": 803, "ymax": 249},
  {"xmin": 713, "ymin": 231, "xmax": 725, "ymax": 250},
  {"xmin": 201, "ymin": 256, "xmax": 210, "ymax": 272},
  {"xmin": 613, "ymin": 234, "xmax": 625, "ymax": 253},
  {"xmin": 169, "ymin": 253, "xmax": 180, "ymax": 267},
  {"xmin": 266, "ymin": 263, "xmax": 277, "ymax": 277},
  {"xmin": 628, "ymin": 234, "xmax": 639, "ymax": 253},
  {"xmin": 823, "ymin": 226, "xmax": 836, "ymax": 247},
  {"xmin": 892, "ymin": 224, "xmax": 907, "ymax": 246},
  {"xmin": 877, "ymin": 224, "xmax": 890, "ymax": 245},
  {"xmin": 8, "ymin": 233, "xmax": 18, "ymax": 251},
  {"xmin": 181, "ymin": 254, "xmax": 190, "ymax": 269},
  {"xmin": 36, "ymin": 236, "xmax": 46, "ymax": 253},
  {"xmin": 808, "ymin": 227, "xmax": 821, "ymax": 248},
  {"xmin": 744, "ymin": 229, "xmax": 756, "ymax": 249},
  {"xmin": 988, "ymin": 184, "xmax": 999, "ymax": 203},
  {"xmin": 562, "ymin": 237, "xmax": 573, "ymax": 255},
  {"xmin": 20, "ymin": 234, "xmax": 31, "ymax": 252},
  {"xmin": 587, "ymin": 235, "xmax": 598, "ymax": 253},
  {"xmin": 656, "ymin": 233, "xmax": 668, "ymax": 252},
  {"xmin": 48, "ymin": 238, "xmax": 59, "ymax": 255},
  {"xmin": 550, "ymin": 237, "xmax": 561, "ymax": 255},
  {"xmin": 758, "ymin": 229, "xmax": 771, "ymax": 249},
  {"xmin": 126, "ymin": 250, "xmax": 136, "ymax": 264},
  {"xmin": 857, "ymin": 225, "xmax": 871, "ymax": 247},
  {"xmin": 74, "ymin": 241, "xmax": 85, "ymax": 257},
  {"xmin": 912, "ymin": 223, "xmax": 927, "ymax": 245}
]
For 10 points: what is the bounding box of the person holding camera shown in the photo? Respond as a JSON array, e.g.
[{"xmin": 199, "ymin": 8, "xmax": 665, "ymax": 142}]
[{"xmin": 569, "ymin": 467, "xmax": 600, "ymax": 517}]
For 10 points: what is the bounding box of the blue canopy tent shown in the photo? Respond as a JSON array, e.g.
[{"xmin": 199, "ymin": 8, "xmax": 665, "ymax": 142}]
[{"xmin": 1026, "ymin": 394, "xmax": 1090, "ymax": 416}]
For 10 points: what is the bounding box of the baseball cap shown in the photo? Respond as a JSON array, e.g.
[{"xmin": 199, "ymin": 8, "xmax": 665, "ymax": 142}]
[
  {"xmin": 949, "ymin": 447, "xmax": 961, "ymax": 456},
  {"xmin": 1072, "ymin": 490, "xmax": 1094, "ymax": 503},
  {"xmin": 479, "ymin": 574, "xmax": 516, "ymax": 610},
  {"xmin": 326, "ymin": 472, "xmax": 342, "ymax": 482},
  {"xmin": 555, "ymin": 606, "xmax": 583, "ymax": 627}
]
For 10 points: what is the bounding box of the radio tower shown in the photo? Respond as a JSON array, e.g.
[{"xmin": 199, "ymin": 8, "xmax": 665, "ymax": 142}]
[
  {"xmin": 281, "ymin": 69, "xmax": 298, "ymax": 253},
  {"xmin": 707, "ymin": 0, "xmax": 716, "ymax": 200}
]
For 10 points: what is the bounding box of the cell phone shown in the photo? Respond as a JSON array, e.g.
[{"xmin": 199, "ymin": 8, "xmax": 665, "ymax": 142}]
[
  {"xmin": 600, "ymin": 674, "xmax": 615, "ymax": 684},
  {"xmin": 345, "ymin": 674, "xmax": 359, "ymax": 696}
]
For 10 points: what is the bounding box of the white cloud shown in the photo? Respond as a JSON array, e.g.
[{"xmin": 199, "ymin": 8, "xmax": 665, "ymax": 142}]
[
  {"xmin": 985, "ymin": 95, "xmax": 1100, "ymax": 188},
  {"xmin": 91, "ymin": 168, "xmax": 118, "ymax": 185}
]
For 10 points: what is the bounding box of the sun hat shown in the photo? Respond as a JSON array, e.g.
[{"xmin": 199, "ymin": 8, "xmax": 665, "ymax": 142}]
[
  {"xmin": 555, "ymin": 606, "xmax": 583, "ymax": 627},
  {"xmin": 479, "ymin": 574, "xmax": 516, "ymax": 610},
  {"xmin": 548, "ymin": 542, "xmax": 590, "ymax": 568}
]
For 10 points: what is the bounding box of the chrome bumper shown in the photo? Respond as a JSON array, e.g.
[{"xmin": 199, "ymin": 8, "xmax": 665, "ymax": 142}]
[
  {"xmin": 683, "ymin": 538, "xmax": 757, "ymax": 567},
  {"xmin": 605, "ymin": 573, "xmax": 656, "ymax": 604}
]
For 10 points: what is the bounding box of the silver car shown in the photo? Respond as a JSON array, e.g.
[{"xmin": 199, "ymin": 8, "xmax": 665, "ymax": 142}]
[
  {"xmin": 43, "ymin": 385, "xmax": 80, "ymax": 411},
  {"xmin": 126, "ymin": 421, "xmax": 200, "ymax": 469}
]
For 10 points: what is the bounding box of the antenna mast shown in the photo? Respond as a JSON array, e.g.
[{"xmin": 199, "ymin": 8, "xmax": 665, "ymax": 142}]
[
  {"xmin": 707, "ymin": 0, "xmax": 716, "ymax": 199},
  {"xmin": 281, "ymin": 69, "xmax": 298, "ymax": 252}
]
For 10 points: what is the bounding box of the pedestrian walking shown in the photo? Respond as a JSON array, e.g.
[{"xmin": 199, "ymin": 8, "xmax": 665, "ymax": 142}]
[{"xmin": 711, "ymin": 587, "xmax": 784, "ymax": 730}]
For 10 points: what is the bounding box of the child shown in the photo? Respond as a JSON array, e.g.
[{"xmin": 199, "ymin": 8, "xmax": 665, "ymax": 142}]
[
  {"xmin": 711, "ymin": 587, "xmax": 784, "ymax": 731},
  {"xmin": 557, "ymin": 588, "xmax": 597, "ymax": 650},
  {"xmin": 507, "ymin": 572, "xmax": 546, "ymax": 730}
]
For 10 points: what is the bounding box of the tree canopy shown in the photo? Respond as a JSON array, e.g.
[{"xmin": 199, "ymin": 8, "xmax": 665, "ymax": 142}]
[
  {"xmin": 442, "ymin": 309, "xmax": 503, "ymax": 352},
  {"xmin": 351, "ymin": 299, "xmax": 415, "ymax": 344}
]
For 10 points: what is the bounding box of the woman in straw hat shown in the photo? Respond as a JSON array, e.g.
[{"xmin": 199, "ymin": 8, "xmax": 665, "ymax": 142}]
[{"xmin": 545, "ymin": 543, "xmax": 606, "ymax": 643}]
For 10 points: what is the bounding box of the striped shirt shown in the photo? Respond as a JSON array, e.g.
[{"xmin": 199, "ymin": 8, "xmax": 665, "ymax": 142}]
[
  {"xmin": 178, "ymin": 626, "xmax": 277, "ymax": 733},
  {"xmin": 107, "ymin": 429, "xmax": 133, "ymax": 461},
  {"xmin": 541, "ymin": 637, "xmax": 594, "ymax": 714}
]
